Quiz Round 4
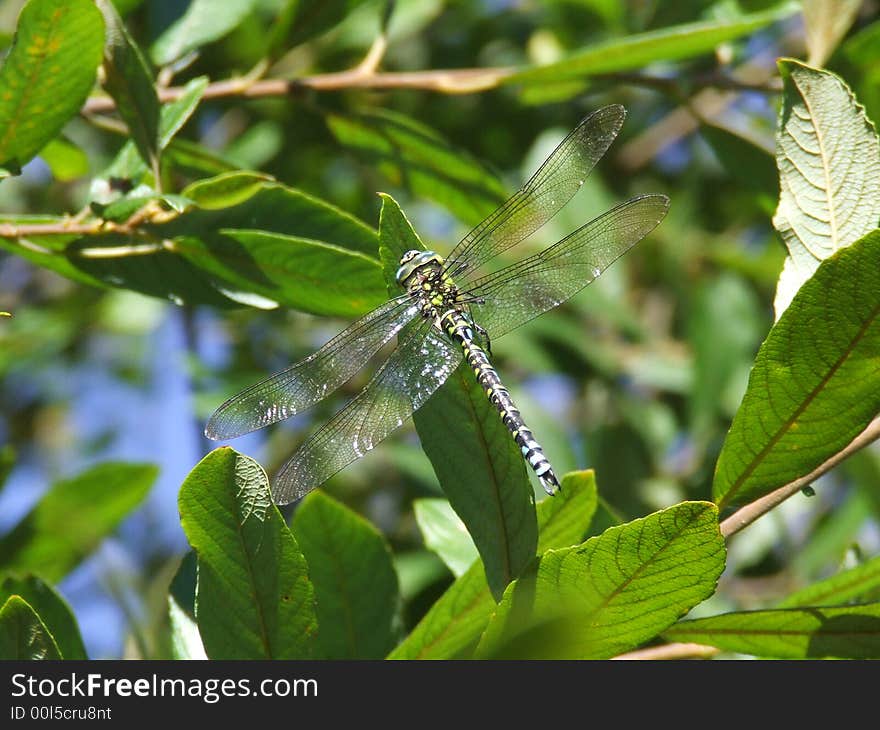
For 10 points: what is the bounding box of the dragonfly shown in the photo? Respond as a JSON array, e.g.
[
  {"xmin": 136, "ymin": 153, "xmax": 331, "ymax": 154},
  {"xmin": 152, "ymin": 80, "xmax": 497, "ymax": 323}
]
[{"xmin": 206, "ymin": 104, "xmax": 669, "ymax": 504}]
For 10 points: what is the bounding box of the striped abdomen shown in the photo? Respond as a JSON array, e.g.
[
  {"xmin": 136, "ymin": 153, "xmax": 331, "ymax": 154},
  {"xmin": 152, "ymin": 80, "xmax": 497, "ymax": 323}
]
[{"xmin": 440, "ymin": 310, "xmax": 560, "ymax": 495}]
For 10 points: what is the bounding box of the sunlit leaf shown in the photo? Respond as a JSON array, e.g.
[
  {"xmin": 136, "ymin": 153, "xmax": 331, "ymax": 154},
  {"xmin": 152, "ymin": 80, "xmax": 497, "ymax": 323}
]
[
  {"xmin": 475, "ymin": 501, "xmax": 724, "ymax": 659},
  {"xmin": 0, "ymin": 575, "xmax": 87, "ymax": 659},
  {"xmin": 0, "ymin": 596, "xmax": 61, "ymax": 660},
  {"xmin": 389, "ymin": 471, "xmax": 598, "ymax": 659},
  {"xmin": 772, "ymin": 60, "xmax": 880, "ymax": 317},
  {"xmin": 414, "ymin": 498, "xmax": 479, "ymax": 577},
  {"xmin": 506, "ymin": 4, "xmax": 797, "ymax": 87},
  {"xmin": 178, "ymin": 448, "xmax": 318, "ymax": 659},
  {"xmin": 714, "ymin": 230, "xmax": 880, "ymax": 509},
  {"xmin": 779, "ymin": 555, "xmax": 880, "ymax": 608},
  {"xmin": 0, "ymin": 0, "xmax": 105, "ymax": 171}
]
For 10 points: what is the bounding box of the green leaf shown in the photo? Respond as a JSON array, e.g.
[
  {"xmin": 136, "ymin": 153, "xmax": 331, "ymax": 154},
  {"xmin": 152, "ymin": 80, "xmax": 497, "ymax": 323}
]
[
  {"xmin": 328, "ymin": 110, "xmax": 507, "ymax": 225},
  {"xmin": 414, "ymin": 498, "xmax": 479, "ymax": 578},
  {"xmin": 687, "ymin": 273, "xmax": 764, "ymax": 441},
  {"xmin": 151, "ymin": 0, "xmax": 259, "ymax": 65},
  {"xmin": 700, "ymin": 124, "xmax": 778, "ymax": 198},
  {"xmin": 168, "ymin": 594, "xmax": 207, "ymax": 660},
  {"xmin": 664, "ymin": 604, "xmax": 880, "ymax": 659},
  {"xmin": 158, "ymin": 76, "xmax": 208, "ymax": 150},
  {"xmin": 505, "ymin": 4, "xmax": 797, "ymax": 87},
  {"xmin": 778, "ymin": 555, "xmax": 880, "ymax": 608},
  {"xmin": 97, "ymin": 0, "xmax": 160, "ymax": 170},
  {"xmin": 173, "ymin": 229, "xmax": 385, "ymax": 317},
  {"xmin": 0, "ymin": 575, "xmax": 87, "ymax": 659},
  {"xmin": 378, "ymin": 194, "xmax": 537, "ymax": 601},
  {"xmin": 167, "ymin": 552, "xmax": 206, "ymax": 660},
  {"xmin": 269, "ymin": 0, "xmax": 362, "ymax": 54},
  {"xmin": 475, "ymin": 501, "xmax": 725, "ymax": 659},
  {"xmin": 182, "ymin": 171, "xmax": 275, "ymax": 209},
  {"xmin": 0, "ymin": 0, "xmax": 105, "ymax": 172},
  {"xmin": 290, "ymin": 491, "xmax": 398, "ymax": 659},
  {"xmin": 38, "ymin": 136, "xmax": 90, "ymax": 181},
  {"xmin": 1, "ymin": 178, "xmax": 383, "ymax": 316},
  {"xmin": 0, "ymin": 596, "xmax": 61, "ymax": 660},
  {"xmin": 389, "ymin": 471, "xmax": 597, "ymax": 659},
  {"xmin": 772, "ymin": 60, "xmax": 880, "ymax": 317},
  {"xmin": 0, "ymin": 462, "xmax": 157, "ymax": 583},
  {"xmin": 178, "ymin": 448, "xmax": 318, "ymax": 659},
  {"xmin": 713, "ymin": 230, "xmax": 880, "ymax": 509}
]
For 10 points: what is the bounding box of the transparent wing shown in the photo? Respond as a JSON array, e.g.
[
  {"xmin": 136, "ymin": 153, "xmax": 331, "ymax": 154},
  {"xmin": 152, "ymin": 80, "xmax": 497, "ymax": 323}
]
[
  {"xmin": 272, "ymin": 321, "xmax": 463, "ymax": 504},
  {"xmin": 205, "ymin": 295, "xmax": 419, "ymax": 439},
  {"xmin": 466, "ymin": 195, "xmax": 669, "ymax": 339},
  {"xmin": 443, "ymin": 105, "xmax": 626, "ymax": 282}
]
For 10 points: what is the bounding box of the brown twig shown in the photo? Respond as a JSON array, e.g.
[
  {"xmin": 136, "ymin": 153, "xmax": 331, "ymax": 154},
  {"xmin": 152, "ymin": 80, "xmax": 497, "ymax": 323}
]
[
  {"xmin": 612, "ymin": 642, "xmax": 720, "ymax": 660},
  {"xmin": 719, "ymin": 415, "xmax": 880, "ymax": 539}
]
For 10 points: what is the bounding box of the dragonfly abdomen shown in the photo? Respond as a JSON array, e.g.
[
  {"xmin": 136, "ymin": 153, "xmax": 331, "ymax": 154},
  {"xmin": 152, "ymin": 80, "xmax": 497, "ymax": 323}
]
[{"xmin": 440, "ymin": 310, "xmax": 561, "ymax": 496}]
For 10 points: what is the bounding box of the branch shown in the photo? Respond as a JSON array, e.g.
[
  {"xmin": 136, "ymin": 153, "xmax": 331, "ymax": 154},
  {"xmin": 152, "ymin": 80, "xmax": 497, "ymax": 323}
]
[
  {"xmin": 82, "ymin": 67, "xmax": 516, "ymax": 115},
  {"xmin": 720, "ymin": 414, "xmax": 880, "ymax": 539},
  {"xmin": 612, "ymin": 643, "xmax": 719, "ymax": 660}
]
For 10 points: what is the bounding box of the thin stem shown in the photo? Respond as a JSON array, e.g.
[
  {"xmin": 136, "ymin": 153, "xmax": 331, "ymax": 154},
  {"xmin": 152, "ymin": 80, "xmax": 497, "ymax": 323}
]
[
  {"xmin": 720, "ymin": 415, "xmax": 880, "ymax": 539},
  {"xmin": 612, "ymin": 643, "xmax": 719, "ymax": 660}
]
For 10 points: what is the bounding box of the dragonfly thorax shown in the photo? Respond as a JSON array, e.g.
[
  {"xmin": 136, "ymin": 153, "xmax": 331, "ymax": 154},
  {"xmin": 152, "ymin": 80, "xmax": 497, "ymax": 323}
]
[{"xmin": 396, "ymin": 249, "xmax": 461, "ymax": 315}]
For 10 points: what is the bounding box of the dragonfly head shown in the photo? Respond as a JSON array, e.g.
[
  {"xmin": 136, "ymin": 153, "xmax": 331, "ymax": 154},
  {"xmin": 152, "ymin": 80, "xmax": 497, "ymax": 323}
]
[{"xmin": 396, "ymin": 249, "xmax": 445, "ymax": 287}]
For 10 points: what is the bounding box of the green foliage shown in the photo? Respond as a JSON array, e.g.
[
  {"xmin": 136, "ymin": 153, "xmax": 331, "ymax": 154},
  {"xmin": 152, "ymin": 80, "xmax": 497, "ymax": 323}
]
[
  {"xmin": 291, "ymin": 491, "xmax": 398, "ymax": 659},
  {"xmin": 0, "ymin": 575, "xmax": 87, "ymax": 659},
  {"xmin": 0, "ymin": 462, "xmax": 157, "ymax": 583},
  {"xmin": 665, "ymin": 604, "xmax": 880, "ymax": 659},
  {"xmin": 714, "ymin": 230, "xmax": 880, "ymax": 509},
  {"xmin": 328, "ymin": 110, "xmax": 507, "ymax": 225},
  {"xmin": 0, "ymin": 0, "xmax": 105, "ymax": 175},
  {"xmin": 178, "ymin": 448, "xmax": 318, "ymax": 659},
  {"xmin": 390, "ymin": 471, "xmax": 598, "ymax": 659},
  {"xmin": 475, "ymin": 501, "xmax": 725, "ymax": 659},
  {"xmin": 2, "ymin": 0, "xmax": 880, "ymax": 663},
  {"xmin": 0, "ymin": 596, "xmax": 62, "ymax": 660},
  {"xmin": 507, "ymin": 4, "xmax": 798, "ymax": 93}
]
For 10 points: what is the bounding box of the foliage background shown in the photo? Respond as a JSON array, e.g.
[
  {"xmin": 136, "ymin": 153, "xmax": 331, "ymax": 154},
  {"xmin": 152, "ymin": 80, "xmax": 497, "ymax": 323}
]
[{"xmin": 0, "ymin": 0, "xmax": 879, "ymax": 658}]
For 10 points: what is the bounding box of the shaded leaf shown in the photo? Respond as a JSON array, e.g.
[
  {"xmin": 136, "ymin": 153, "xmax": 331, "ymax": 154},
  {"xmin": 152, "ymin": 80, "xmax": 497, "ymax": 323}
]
[
  {"xmin": 475, "ymin": 501, "xmax": 725, "ymax": 659},
  {"xmin": 378, "ymin": 194, "xmax": 536, "ymax": 601},
  {"xmin": 772, "ymin": 59, "xmax": 880, "ymax": 317},
  {"xmin": 329, "ymin": 110, "xmax": 507, "ymax": 225},
  {"xmin": 291, "ymin": 491, "xmax": 398, "ymax": 659},
  {"xmin": 269, "ymin": 0, "xmax": 363, "ymax": 55},
  {"xmin": 97, "ymin": 0, "xmax": 160, "ymax": 170},
  {"xmin": 414, "ymin": 498, "xmax": 479, "ymax": 577},
  {"xmin": 158, "ymin": 76, "xmax": 208, "ymax": 150},
  {"xmin": 664, "ymin": 604, "xmax": 880, "ymax": 659},
  {"xmin": 0, "ymin": 0, "xmax": 105, "ymax": 172},
  {"xmin": 506, "ymin": 4, "xmax": 797, "ymax": 87},
  {"xmin": 38, "ymin": 137, "xmax": 90, "ymax": 181},
  {"xmin": 0, "ymin": 596, "xmax": 61, "ymax": 660},
  {"xmin": 714, "ymin": 230, "xmax": 880, "ymax": 509},
  {"xmin": 178, "ymin": 448, "xmax": 318, "ymax": 659},
  {"xmin": 388, "ymin": 471, "xmax": 597, "ymax": 659},
  {"xmin": 0, "ymin": 462, "xmax": 157, "ymax": 583},
  {"xmin": 151, "ymin": 0, "xmax": 259, "ymax": 65},
  {"xmin": 779, "ymin": 555, "xmax": 880, "ymax": 608},
  {"xmin": 0, "ymin": 574, "xmax": 87, "ymax": 659}
]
